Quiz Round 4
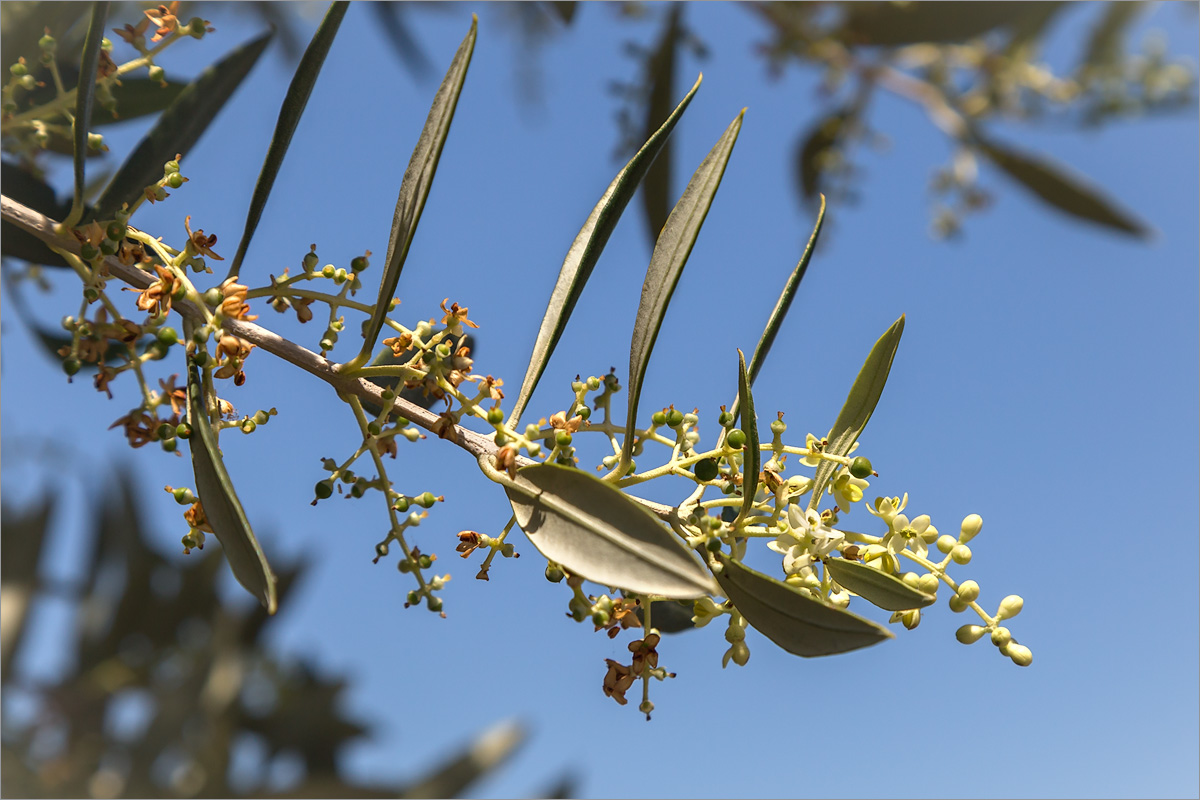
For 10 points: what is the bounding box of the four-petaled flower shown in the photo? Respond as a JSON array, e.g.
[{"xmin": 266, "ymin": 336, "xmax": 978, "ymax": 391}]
[
  {"xmin": 768, "ymin": 503, "xmax": 846, "ymax": 577},
  {"xmin": 144, "ymin": 2, "xmax": 181, "ymax": 41},
  {"xmin": 184, "ymin": 215, "xmax": 223, "ymax": 261},
  {"xmin": 868, "ymin": 492, "xmax": 908, "ymax": 526},
  {"xmin": 832, "ymin": 470, "xmax": 869, "ymax": 512},
  {"xmin": 132, "ymin": 263, "xmax": 178, "ymax": 316},
  {"xmin": 112, "ymin": 18, "xmax": 150, "ymax": 47},
  {"xmin": 439, "ymin": 298, "xmax": 478, "ymax": 336},
  {"xmin": 883, "ymin": 512, "xmax": 931, "ymax": 561},
  {"xmin": 602, "ymin": 659, "xmax": 635, "ymax": 706}
]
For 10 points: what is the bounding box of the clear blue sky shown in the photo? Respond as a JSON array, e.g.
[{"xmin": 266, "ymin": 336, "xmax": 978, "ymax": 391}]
[{"xmin": 3, "ymin": 3, "xmax": 1197, "ymax": 798}]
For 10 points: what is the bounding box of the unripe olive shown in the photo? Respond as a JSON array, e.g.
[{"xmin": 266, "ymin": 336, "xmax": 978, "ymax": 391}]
[
  {"xmin": 850, "ymin": 456, "xmax": 873, "ymax": 479},
  {"xmin": 545, "ymin": 564, "xmax": 565, "ymax": 583},
  {"xmin": 666, "ymin": 408, "xmax": 684, "ymax": 428},
  {"xmin": 106, "ymin": 222, "xmax": 126, "ymax": 241},
  {"xmin": 302, "ymin": 250, "xmax": 319, "ymax": 271},
  {"xmin": 769, "ymin": 418, "xmax": 786, "ymax": 436},
  {"xmin": 166, "ymin": 172, "xmax": 184, "ymax": 189},
  {"xmin": 157, "ymin": 327, "xmax": 178, "ymax": 345},
  {"xmin": 80, "ymin": 243, "xmax": 99, "ymax": 261},
  {"xmin": 651, "ymin": 410, "xmax": 667, "ymax": 426},
  {"xmin": 418, "ymin": 554, "xmax": 433, "ymax": 569},
  {"xmin": 417, "ymin": 491, "xmax": 437, "ymax": 508},
  {"xmin": 176, "ymin": 423, "xmax": 192, "ymax": 439},
  {"xmin": 555, "ymin": 430, "xmax": 572, "ymax": 447},
  {"xmin": 726, "ymin": 428, "xmax": 747, "ymax": 449},
  {"xmin": 100, "ymin": 237, "xmax": 119, "ymax": 256},
  {"xmin": 717, "ymin": 411, "xmax": 734, "ymax": 428},
  {"xmin": 693, "ymin": 457, "xmax": 719, "ymax": 482},
  {"xmin": 62, "ymin": 356, "xmax": 82, "ymax": 376},
  {"xmin": 314, "ymin": 480, "xmax": 333, "ymax": 499},
  {"xmin": 706, "ymin": 537, "xmax": 724, "ymax": 553},
  {"xmin": 202, "ymin": 287, "xmax": 223, "ymax": 307},
  {"xmin": 10, "ymin": 62, "xmax": 27, "ymax": 77},
  {"xmin": 375, "ymin": 542, "xmax": 389, "ymax": 559},
  {"xmin": 350, "ymin": 255, "xmax": 369, "ymax": 272}
]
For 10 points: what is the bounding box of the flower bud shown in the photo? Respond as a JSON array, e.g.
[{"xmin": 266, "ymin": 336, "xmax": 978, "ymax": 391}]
[
  {"xmin": 1006, "ymin": 643, "xmax": 1033, "ymax": 667},
  {"xmin": 955, "ymin": 624, "xmax": 986, "ymax": 644},
  {"xmin": 959, "ymin": 513, "xmax": 983, "ymax": 543},
  {"xmin": 901, "ymin": 609, "xmax": 921, "ymax": 630},
  {"xmin": 997, "ymin": 594, "xmax": 1024, "ymax": 620},
  {"xmin": 724, "ymin": 624, "xmax": 745, "ymax": 643},
  {"xmin": 990, "ymin": 626, "xmax": 1012, "ymax": 648},
  {"xmin": 936, "ymin": 534, "xmax": 957, "ymax": 554},
  {"xmin": 948, "ymin": 595, "xmax": 969, "ymax": 613},
  {"xmin": 917, "ymin": 573, "xmax": 940, "ymax": 594},
  {"xmin": 956, "ymin": 580, "xmax": 980, "ymax": 603},
  {"xmin": 950, "ymin": 543, "xmax": 972, "ymax": 565}
]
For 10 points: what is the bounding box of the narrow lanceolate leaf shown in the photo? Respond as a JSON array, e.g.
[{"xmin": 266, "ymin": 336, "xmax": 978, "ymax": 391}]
[
  {"xmin": 639, "ymin": 4, "xmax": 683, "ymax": 252},
  {"xmin": 714, "ymin": 553, "xmax": 892, "ymax": 657},
  {"xmin": 620, "ymin": 110, "xmax": 744, "ymax": 470},
  {"xmin": 506, "ymin": 74, "xmax": 702, "ymax": 428},
  {"xmin": 92, "ymin": 29, "xmax": 273, "ymax": 220},
  {"xmin": 975, "ymin": 135, "xmax": 1150, "ymax": 238},
  {"xmin": 742, "ymin": 195, "xmax": 826, "ymax": 390},
  {"xmin": 735, "ymin": 349, "xmax": 759, "ymax": 523},
  {"xmin": 71, "ymin": 2, "xmax": 109, "ymax": 217},
  {"xmin": 838, "ymin": 2, "xmax": 1034, "ymax": 46},
  {"xmin": 505, "ymin": 463, "xmax": 717, "ymax": 599},
  {"xmin": 809, "ymin": 315, "xmax": 904, "ymax": 510},
  {"xmin": 825, "ymin": 557, "xmax": 936, "ymax": 612},
  {"xmin": 350, "ymin": 17, "xmax": 476, "ymax": 369},
  {"xmin": 227, "ymin": 1, "xmax": 349, "ymax": 281},
  {"xmin": 187, "ymin": 366, "xmax": 277, "ymax": 613}
]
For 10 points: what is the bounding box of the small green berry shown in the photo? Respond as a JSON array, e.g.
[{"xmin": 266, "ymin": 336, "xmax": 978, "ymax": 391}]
[
  {"xmin": 314, "ymin": 480, "xmax": 333, "ymax": 500},
  {"xmin": 302, "ymin": 250, "xmax": 319, "ymax": 271},
  {"xmin": 166, "ymin": 172, "xmax": 184, "ymax": 189},
  {"xmin": 418, "ymin": 554, "xmax": 433, "ymax": 569},
  {"xmin": 651, "ymin": 411, "xmax": 667, "ymax": 426},
  {"xmin": 375, "ymin": 542, "xmax": 389, "ymax": 559},
  {"xmin": 161, "ymin": 438, "xmax": 177, "ymax": 453},
  {"xmin": 726, "ymin": 428, "xmax": 747, "ymax": 449},
  {"xmin": 202, "ymin": 287, "xmax": 223, "ymax": 307},
  {"xmin": 157, "ymin": 327, "xmax": 178, "ymax": 346},
  {"xmin": 545, "ymin": 565, "xmax": 565, "ymax": 583},
  {"xmin": 555, "ymin": 430, "xmax": 572, "ymax": 447},
  {"xmin": 850, "ymin": 456, "xmax": 873, "ymax": 479},
  {"xmin": 10, "ymin": 62, "xmax": 28, "ymax": 77},
  {"xmin": 575, "ymin": 405, "xmax": 591, "ymax": 420},
  {"xmin": 350, "ymin": 255, "xmax": 369, "ymax": 272},
  {"xmin": 666, "ymin": 408, "xmax": 685, "ymax": 428},
  {"xmin": 706, "ymin": 537, "xmax": 724, "ymax": 552},
  {"xmin": 191, "ymin": 350, "xmax": 209, "ymax": 367},
  {"xmin": 62, "ymin": 356, "xmax": 82, "ymax": 376},
  {"xmin": 427, "ymin": 596, "xmax": 443, "ymax": 612},
  {"xmin": 156, "ymin": 423, "xmax": 175, "ymax": 440},
  {"xmin": 770, "ymin": 418, "xmax": 787, "ymax": 436},
  {"xmin": 148, "ymin": 65, "xmax": 165, "ymax": 83},
  {"xmin": 417, "ymin": 491, "xmax": 437, "ymax": 508},
  {"xmin": 80, "ymin": 243, "xmax": 99, "ymax": 261},
  {"xmin": 486, "ymin": 407, "xmax": 504, "ymax": 425},
  {"xmin": 694, "ymin": 458, "xmax": 719, "ymax": 482},
  {"xmin": 100, "ymin": 237, "xmax": 120, "ymax": 256},
  {"xmin": 176, "ymin": 423, "xmax": 192, "ymax": 439},
  {"xmin": 38, "ymin": 34, "xmax": 56, "ymax": 53},
  {"xmin": 718, "ymin": 411, "xmax": 734, "ymax": 428}
]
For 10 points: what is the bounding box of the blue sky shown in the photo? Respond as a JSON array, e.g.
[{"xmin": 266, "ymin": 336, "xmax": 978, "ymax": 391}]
[{"xmin": 3, "ymin": 3, "xmax": 1197, "ymax": 798}]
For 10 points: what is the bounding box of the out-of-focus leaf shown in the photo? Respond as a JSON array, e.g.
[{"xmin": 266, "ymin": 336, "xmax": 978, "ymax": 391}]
[
  {"xmin": 975, "ymin": 135, "xmax": 1151, "ymax": 237},
  {"xmin": 505, "ymin": 463, "xmax": 718, "ymax": 599},
  {"xmin": 371, "ymin": 2, "xmax": 432, "ymax": 76},
  {"xmin": 735, "ymin": 349, "xmax": 759, "ymax": 523},
  {"xmin": 838, "ymin": 1, "xmax": 1044, "ymax": 46},
  {"xmin": 0, "ymin": 2, "xmax": 89, "ymax": 68},
  {"xmin": 1, "ymin": 494, "xmax": 54, "ymax": 676},
  {"xmin": 635, "ymin": 598, "xmax": 698, "ymax": 633},
  {"xmin": 349, "ymin": 18, "xmax": 476, "ymax": 369},
  {"xmin": 542, "ymin": 1, "xmax": 579, "ymax": 26},
  {"xmin": 1081, "ymin": 1, "xmax": 1143, "ymax": 75},
  {"xmin": 1004, "ymin": 2, "xmax": 1067, "ymax": 56},
  {"xmin": 187, "ymin": 366, "xmax": 277, "ymax": 613},
  {"xmin": 0, "ymin": 161, "xmax": 72, "ymax": 266},
  {"xmin": 714, "ymin": 553, "xmax": 892, "ymax": 656},
  {"xmin": 620, "ymin": 110, "xmax": 744, "ymax": 470},
  {"xmin": 96, "ymin": 78, "xmax": 189, "ymax": 124},
  {"xmin": 227, "ymin": 1, "xmax": 348, "ymax": 281},
  {"xmin": 825, "ymin": 557, "xmax": 936, "ymax": 611},
  {"xmin": 400, "ymin": 719, "xmax": 526, "ymax": 799},
  {"xmin": 361, "ymin": 331, "xmax": 475, "ymax": 416},
  {"xmin": 795, "ymin": 108, "xmax": 848, "ymax": 204},
  {"xmin": 506, "ymin": 74, "xmax": 701, "ymax": 428},
  {"xmin": 70, "ymin": 2, "xmax": 109, "ymax": 215},
  {"xmin": 741, "ymin": 196, "xmax": 825, "ymax": 393},
  {"xmin": 639, "ymin": 4, "xmax": 683, "ymax": 251},
  {"xmin": 92, "ymin": 29, "xmax": 273, "ymax": 220},
  {"xmin": 809, "ymin": 315, "xmax": 904, "ymax": 510}
]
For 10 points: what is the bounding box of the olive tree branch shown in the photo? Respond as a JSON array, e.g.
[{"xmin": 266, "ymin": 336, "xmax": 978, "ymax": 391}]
[{"xmin": 1, "ymin": 194, "xmax": 679, "ymax": 520}]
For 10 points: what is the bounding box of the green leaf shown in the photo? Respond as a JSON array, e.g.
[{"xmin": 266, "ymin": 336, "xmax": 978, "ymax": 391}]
[
  {"xmin": 92, "ymin": 29, "xmax": 273, "ymax": 220},
  {"xmin": 714, "ymin": 553, "xmax": 892, "ymax": 657},
  {"xmin": 735, "ymin": 349, "xmax": 759, "ymax": 523},
  {"xmin": 974, "ymin": 135, "xmax": 1151, "ymax": 238},
  {"xmin": 825, "ymin": 557, "xmax": 936, "ymax": 612},
  {"xmin": 620, "ymin": 109, "xmax": 744, "ymax": 469},
  {"xmin": 0, "ymin": 3, "xmax": 89, "ymax": 73},
  {"xmin": 506, "ymin": 74, "xmax": 701, "ymax": 428},
  {"xmin": 227, "ymin": 1, "xmax": 349, "ymax": 281},
  {"xmin": 97, "ymin": 78, "xmax": 188, "ymax": 124},
  {"xmin": 809, "ymin": 315, "xmax": 904, "ymax": 510},
  {"xmin": 187, "ymin": 366, "xmax": 277, "ymax": 613},
  {"xmin": 742, "ymin": 195, "xmax": 826, "ymax": 389},
  {"xmin": 504, "ymin": 463, "xmax": 717, "ymax": 599},
  {"xmin": 1081, "ymin": 1, "xmax": 1143, "ymax": 75},
  {"xmin": 71, "ymin": 2, "xmax": 108, "ymax": 216},
  {"xmin": 838, "ymin": 2, "xmax": 1039, "ymax": 46},
  {"xmin": 349, "ymin": 17, "xmax": 476, "ymax": 369},
  {"xmin": 639, "ymin": 5, "xmax": 683, "ymax": 252}
]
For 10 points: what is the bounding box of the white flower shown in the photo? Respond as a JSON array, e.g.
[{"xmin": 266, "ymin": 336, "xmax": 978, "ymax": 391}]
[
  {"xmin": 882, "ymin": 512, "xmax": 930, "ymax": 561},
  {"xmin": 768, "ymin": 504, "xmax": 845, "ymax": 576},
  {"xmin": 868, "ymin": 492, "xmax": 908, "ymax": 525}
]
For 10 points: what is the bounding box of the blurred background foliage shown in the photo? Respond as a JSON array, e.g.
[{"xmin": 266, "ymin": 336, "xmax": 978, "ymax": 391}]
[
  {"xmin": 0, "ymin": 1, "xmax": 1195, "ymax": 797},
  {"xmin": 1, "ymin": 462, "xmax": 553, "ymax": 798}
]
